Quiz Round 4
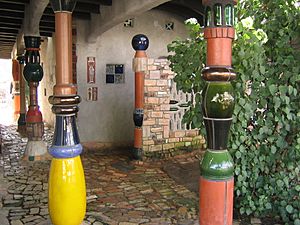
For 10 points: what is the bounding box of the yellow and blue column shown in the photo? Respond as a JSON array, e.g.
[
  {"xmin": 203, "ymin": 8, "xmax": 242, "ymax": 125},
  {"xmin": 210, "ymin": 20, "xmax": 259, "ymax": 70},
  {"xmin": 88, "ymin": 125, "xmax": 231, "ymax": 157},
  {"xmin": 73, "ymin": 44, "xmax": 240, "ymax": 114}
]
[
  {"xmin": 199, "ymin": 0, "xmax": 237, "ymax": 225},
  {"xmin": 48, "ymin": 1, "xmax": 86, "ymax": 225}
]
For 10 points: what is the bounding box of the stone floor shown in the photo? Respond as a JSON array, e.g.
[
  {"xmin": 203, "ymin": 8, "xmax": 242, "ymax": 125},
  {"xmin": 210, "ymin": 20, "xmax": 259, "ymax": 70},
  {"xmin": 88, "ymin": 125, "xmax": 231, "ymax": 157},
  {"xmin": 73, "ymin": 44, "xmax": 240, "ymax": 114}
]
[{"xmin": 0, "ymin": 125, "xmax": 281, "ymax": 225}]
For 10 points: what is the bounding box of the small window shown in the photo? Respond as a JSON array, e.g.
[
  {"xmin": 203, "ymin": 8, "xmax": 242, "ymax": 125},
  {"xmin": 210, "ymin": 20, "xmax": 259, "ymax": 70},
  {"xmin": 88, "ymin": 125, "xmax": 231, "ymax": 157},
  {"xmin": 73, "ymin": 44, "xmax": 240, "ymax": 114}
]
[
  {"xmin": 225, "ymin": 4, "xmax": 233, "ymax": 26},
  {"xmin": 124, "ymin": 18, "xmax": 134, "ymax": 27},
  {"xmin": 165, "ymin": 22, "xmax": 174, "ymax": 30},
  {"xmin": 214, "ymin": 4, "xmax": 222, "ymax": 26},
  {"xmin": 205, "ymin": 7, "xmax": 212, "ymax": 27}
]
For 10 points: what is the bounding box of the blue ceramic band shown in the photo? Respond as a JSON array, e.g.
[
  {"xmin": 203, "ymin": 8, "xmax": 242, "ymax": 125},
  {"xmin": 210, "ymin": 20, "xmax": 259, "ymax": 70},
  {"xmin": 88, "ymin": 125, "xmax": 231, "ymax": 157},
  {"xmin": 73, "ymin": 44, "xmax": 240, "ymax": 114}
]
[{"xmin": 49, "ymin": 144, "xmax": 82, "ymax": 158}]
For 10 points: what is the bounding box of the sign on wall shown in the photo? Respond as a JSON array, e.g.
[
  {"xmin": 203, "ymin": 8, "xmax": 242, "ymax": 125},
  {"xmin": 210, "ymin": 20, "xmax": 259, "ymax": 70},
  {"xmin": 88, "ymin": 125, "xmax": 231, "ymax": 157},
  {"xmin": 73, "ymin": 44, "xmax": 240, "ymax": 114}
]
[
  {"xmin": 87, "ymin": 57, "xmax": 96, "ymax": 83},
  {"xmin": 87, "ymin": 87, "xmax": 98, "ymax": 101}
]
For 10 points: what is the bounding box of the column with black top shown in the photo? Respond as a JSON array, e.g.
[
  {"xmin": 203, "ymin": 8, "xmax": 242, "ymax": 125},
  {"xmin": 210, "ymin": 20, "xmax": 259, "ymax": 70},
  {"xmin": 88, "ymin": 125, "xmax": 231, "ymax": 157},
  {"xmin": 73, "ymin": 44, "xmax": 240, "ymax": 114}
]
[{"xmin": 131, "ymin": 34, "xmax": 149, "ymax": 160}]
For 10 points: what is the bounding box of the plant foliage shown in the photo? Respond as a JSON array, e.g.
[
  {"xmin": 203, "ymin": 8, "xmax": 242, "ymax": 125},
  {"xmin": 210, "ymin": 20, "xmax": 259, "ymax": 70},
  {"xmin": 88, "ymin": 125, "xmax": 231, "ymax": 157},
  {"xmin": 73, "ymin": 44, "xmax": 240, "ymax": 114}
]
[{"xmin": 167, "ymin": 1, "xmax": 300, "ymax": 224}]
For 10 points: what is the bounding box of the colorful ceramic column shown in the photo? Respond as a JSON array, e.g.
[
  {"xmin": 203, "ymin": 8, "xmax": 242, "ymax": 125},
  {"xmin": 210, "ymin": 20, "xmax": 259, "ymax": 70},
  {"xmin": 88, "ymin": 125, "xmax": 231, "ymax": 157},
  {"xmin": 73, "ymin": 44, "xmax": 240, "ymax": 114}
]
[
  {"xmin": 23, "ymin": 36, "xmax": 47, "ymax": 161},
  {"xmin": 12, "ymin": 59, "xmax": 20, "ymax": 120},
  {"xmin": 131, "ymin": 34, "xmax": 149, "ymax": 160},
  {"xmin": 199, "ymin": 1, "xmax": 237, "ymax": 225},
  {"xmin": 17, "ymin": 55, "xmax": 27, "ymax": 135},
  {"xmin": 48, "ymin": 1, "xmax": 86, "ymax": 224}
]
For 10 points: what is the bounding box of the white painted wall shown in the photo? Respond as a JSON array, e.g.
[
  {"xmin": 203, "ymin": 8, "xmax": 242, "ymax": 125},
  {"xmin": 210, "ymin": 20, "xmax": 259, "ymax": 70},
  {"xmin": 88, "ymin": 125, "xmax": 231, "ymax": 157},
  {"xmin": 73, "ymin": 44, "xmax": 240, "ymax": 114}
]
[
  {"xmin": 40, "ymin": 9, "xmax": 188, "ymax": 143},
  {"xmin": 40, "ymin": 37, "xmax": 56, "ymax": 127}
]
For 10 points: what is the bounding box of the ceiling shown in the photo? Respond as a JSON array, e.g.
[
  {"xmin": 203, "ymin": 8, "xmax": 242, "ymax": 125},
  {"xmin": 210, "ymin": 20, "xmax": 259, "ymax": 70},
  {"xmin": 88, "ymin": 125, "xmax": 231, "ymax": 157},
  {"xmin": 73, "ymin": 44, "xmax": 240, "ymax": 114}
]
[{"xmin": 0, "ymin": 0, "xmax": 204, "ymax": 59}]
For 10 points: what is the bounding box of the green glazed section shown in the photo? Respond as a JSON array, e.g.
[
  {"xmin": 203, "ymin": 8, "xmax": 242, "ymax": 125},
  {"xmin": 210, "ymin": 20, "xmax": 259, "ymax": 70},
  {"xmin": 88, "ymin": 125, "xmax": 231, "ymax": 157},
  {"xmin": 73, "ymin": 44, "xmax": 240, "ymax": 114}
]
[
  {"xmin": 23, "ymin": 63, "xmax": 44, "ymax": 82},
  {"xmin": 200, "ymin": 149, "xmax": 234, "ymax": 180},
  {"xmin": 202, "ymin": 81, "xmax": 235, "ymax": 118}
]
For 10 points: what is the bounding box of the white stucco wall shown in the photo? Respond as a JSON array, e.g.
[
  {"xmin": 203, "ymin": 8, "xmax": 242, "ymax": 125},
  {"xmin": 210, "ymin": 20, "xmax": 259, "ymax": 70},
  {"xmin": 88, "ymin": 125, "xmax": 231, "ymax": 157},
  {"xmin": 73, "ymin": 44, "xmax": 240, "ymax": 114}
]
[
  {"xmin": 76, "ymin": 10, "xmax": 187, "ymax": 143},
  {"xmin": 40, "ymin": 37, "xmax": 56, "ymax": 127},
  {"xmin": 39, "ymin": 9, "xmax": 188, "ymax": 144}
]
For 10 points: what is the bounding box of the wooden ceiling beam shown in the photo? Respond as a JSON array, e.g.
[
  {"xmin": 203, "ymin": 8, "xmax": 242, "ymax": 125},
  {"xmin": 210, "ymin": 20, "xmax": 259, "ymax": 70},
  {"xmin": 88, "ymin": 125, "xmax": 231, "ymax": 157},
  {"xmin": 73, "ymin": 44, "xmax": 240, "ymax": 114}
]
[
  {"xmin": 41, "ymin": 15, "xmax": 55, "ymax": 22},
  {"xmin": 0, "ymin": 2, "xmax": 25, "ymax": 12},
  {"xmin": 0, "ymin": 35, "xmax": 16, "ymax": 39},
  {"xmin": 73, "ymin": 11, "xmax": 91, "ymax": 20},
  {"xmin": 0, "ymin": 39, "xmax": 15, "ymax": 43},
  {"xmin": 0, "ymin": 10, "xmax": 24, "ymax": 19},
  {"xmin": 0, "ymin": 28, "xmax": 19, "ymax": 34},
  {"xmin": 40, "ymin": 32, "xmax": 52, "ymax": 37},
  {"xmin": 0, "ymin": 23, "xmax": 21, "ymax": 29},
  {"xmin": 43, "ymin": 7, "xmax": 54, "ymax": 15},
  {"xmin": 39, "ymin": 26, "xmax": 55, "ymax": 33},
  {"xmin": 0, "ymin": 17, "xmax": 22, "ymax": 25},
  {"xmin": 75, "ymin": 2, "xmax": 100, "ymax": 14},
  {"xmin": 0, "ymin": 43, "xmax": 14, "ymax": 47},
  {"xmin": 77, "ymin": 0, "xmax": 112, "ymax": 6},
  {"xmin": 40, "ymin": 21, "xmax": 55, "ymax": 28},
  {"xmin": 0, "ymin": 33, "xmax": 16, "ymax": 38},
  {"xmin": 0, "ymin": 0, "xmax": 29, "ymax": 4}
]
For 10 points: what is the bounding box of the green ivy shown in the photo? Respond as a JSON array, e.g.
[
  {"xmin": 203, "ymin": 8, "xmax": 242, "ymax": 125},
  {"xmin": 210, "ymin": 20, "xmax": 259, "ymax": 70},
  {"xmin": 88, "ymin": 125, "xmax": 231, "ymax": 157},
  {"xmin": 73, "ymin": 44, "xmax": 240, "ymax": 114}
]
[{"xmin": 167, "ymin": 1, "xmax": 300, "ymax": 224}]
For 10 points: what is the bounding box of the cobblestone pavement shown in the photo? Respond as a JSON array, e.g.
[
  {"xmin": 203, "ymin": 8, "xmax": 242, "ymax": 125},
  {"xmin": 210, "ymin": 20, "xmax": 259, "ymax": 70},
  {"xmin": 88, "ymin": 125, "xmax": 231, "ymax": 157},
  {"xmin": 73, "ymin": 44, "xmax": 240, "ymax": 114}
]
[{"xmin": 0, "ymin": 125, "xmax": 281, "ymax": 225}]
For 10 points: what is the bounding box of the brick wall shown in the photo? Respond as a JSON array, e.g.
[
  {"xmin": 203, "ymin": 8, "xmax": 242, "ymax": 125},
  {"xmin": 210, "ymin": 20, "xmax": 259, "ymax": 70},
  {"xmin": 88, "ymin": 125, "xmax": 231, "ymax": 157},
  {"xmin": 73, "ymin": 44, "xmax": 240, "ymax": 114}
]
[{"xmin": 143, "ymin": 58, "xmax": 205, "ymax": 158}]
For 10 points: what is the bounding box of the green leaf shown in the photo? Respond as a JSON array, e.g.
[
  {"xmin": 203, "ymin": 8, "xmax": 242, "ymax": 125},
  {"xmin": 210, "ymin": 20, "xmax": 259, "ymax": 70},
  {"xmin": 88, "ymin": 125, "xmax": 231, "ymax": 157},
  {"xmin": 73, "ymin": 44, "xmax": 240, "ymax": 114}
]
[
  {"xmin": 286, "ymin": 205, "xmax": 293, "ymax": 214},
  {"xmin": 265, "ymin": 202, "xmax": 272, "ymax": 209},
  {"xmin": 236, "ymin": 151, "xmax": 242, "ymax": 159},
  {"xmin": 269, "ymin": 84, "xmax": 277, "ymax": 95},
  {"xmin": 271, "ymin": 146, "xmax": 277, "ymax": 154}
]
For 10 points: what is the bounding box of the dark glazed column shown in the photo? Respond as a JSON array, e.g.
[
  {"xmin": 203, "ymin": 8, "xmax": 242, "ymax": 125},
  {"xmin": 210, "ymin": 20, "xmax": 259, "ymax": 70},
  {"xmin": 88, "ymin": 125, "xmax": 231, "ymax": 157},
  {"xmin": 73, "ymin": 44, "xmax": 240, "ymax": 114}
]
[
  {"xmin": 131, "ymin": 34, "xmax": 149, "ymax": 160},
  {"xmin": 199, "ymin": 0, "xmax": 237, "ymax": 225},
  {"xmin": 17, "ymin": 55, "xmax": 27, "ymax": 136},
  {"xmin": 48, "ymin": 1, "xmax": 86, "ymax": 225},
  {"xmin": 23, "ymin": 36, "xmax": 47, "ymax": 161}
]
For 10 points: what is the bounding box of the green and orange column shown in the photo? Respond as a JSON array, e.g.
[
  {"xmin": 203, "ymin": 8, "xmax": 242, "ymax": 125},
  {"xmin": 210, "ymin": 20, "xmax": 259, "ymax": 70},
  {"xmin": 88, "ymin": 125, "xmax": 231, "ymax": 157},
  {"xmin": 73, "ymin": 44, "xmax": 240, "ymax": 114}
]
[
  {"xmin": 199, "ymin": 1, "xmax": 237, "ymax": 225},
  {"xmin": 17, "ymin": 55, "xmax": 27, "ymax": 136},
  {"xmin": 131, "ymin": 34, "xmax": 149, "ymax": 160},
  {"xmin": 23, "ymin": 36, "xmax": 47, "ymax": 160},
  {"xmin": 48, "ymin": 0, "xmax": 86, "ymax": 224}
]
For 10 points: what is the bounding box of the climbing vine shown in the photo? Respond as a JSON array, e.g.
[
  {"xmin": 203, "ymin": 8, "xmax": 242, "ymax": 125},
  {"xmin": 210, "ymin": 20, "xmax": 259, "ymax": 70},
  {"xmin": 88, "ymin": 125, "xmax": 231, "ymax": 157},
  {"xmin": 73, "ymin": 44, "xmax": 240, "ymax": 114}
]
[{"xmin": 167, "ymin": 0, "xmax": 300, "ymax": 224}]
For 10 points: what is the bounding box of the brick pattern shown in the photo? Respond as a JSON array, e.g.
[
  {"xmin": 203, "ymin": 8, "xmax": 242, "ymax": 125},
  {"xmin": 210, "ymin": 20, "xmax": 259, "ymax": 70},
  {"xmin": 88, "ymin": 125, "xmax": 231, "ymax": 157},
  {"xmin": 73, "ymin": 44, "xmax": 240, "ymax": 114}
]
[
  {"xmin": 169, "ymin": 79, "xmax": 193, "ymax": 131},
  {"xmin": 143, "ymin": 59, "xmax": 205, "ymax": 158}
]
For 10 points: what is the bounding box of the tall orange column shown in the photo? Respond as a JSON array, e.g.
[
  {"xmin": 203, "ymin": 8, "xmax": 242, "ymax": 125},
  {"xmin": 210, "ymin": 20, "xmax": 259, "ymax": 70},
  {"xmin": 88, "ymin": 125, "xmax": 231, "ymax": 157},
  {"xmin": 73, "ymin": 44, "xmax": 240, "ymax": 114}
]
[
  {"xmin": 48, "ymin": 1, "xmax": 86, "ymax": 224},
  {"xmin": 12, "ymin": 59, "xmax": 20, "ymax": 120},
  {"xmin": 199, "ymin": 1, "xmax": 237, "ymax": 225},
  {"xmin": 131, "ymin": 34, "xmax": 149, "ymax": 160},
  {"xmin": 17, "ymin": 55, "xmax": 27, "ymax": 135}
]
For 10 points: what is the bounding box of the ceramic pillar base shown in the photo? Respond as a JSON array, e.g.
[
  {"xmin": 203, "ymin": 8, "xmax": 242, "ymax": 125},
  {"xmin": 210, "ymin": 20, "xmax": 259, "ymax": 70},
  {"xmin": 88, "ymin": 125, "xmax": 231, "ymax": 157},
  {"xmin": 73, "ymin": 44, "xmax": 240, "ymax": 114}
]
[
  {"xmin": 132, "ymin": 147, "xmax": 143, "ymax": 160},
  {"xmin": 48, "ymin": 155, "xmax": 86, "ymax": 225},
  {"xmin": 24, "ymin": 140, "xmax": 49, "ymax": 161},
  {"xmin": 199, "ymin": 177, "xmax": 234, "ymax": 225},
  {"xmin": 17, "ymin": 113, "xmax": 27, "ymax": 136}
]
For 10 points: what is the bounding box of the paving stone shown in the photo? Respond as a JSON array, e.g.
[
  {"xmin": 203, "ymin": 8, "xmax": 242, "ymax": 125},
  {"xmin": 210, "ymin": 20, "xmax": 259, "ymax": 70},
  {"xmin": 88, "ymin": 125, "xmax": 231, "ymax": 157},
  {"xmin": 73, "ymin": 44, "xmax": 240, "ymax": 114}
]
[
  {"xmin": 251, "ymin": 217, "xmax": 262, "ymax": 224},
  {"xmin": 0, "ymin": 125, "xmax": 283, "ymax": 225},
  {"xmin": 119, "ymin": 222, "xmax": 139, "ymax": 225},
  {"xmin": 93, "ymin": 222, "xmax": 104, "ymax": 225},
  {"xmin": 3, "ymin": 199, "xmax": 22, "ymax": 207},
  {"xmin": 30, "ymin": 207, "xmax": 40, "ymax": 214},
  {"xmin": 10, "ymin": 220, "xmax": 23, "ymax": 225},
  {"xmin": 22, "ymin": 215, "xmax": 42, "ymax": 223}
]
